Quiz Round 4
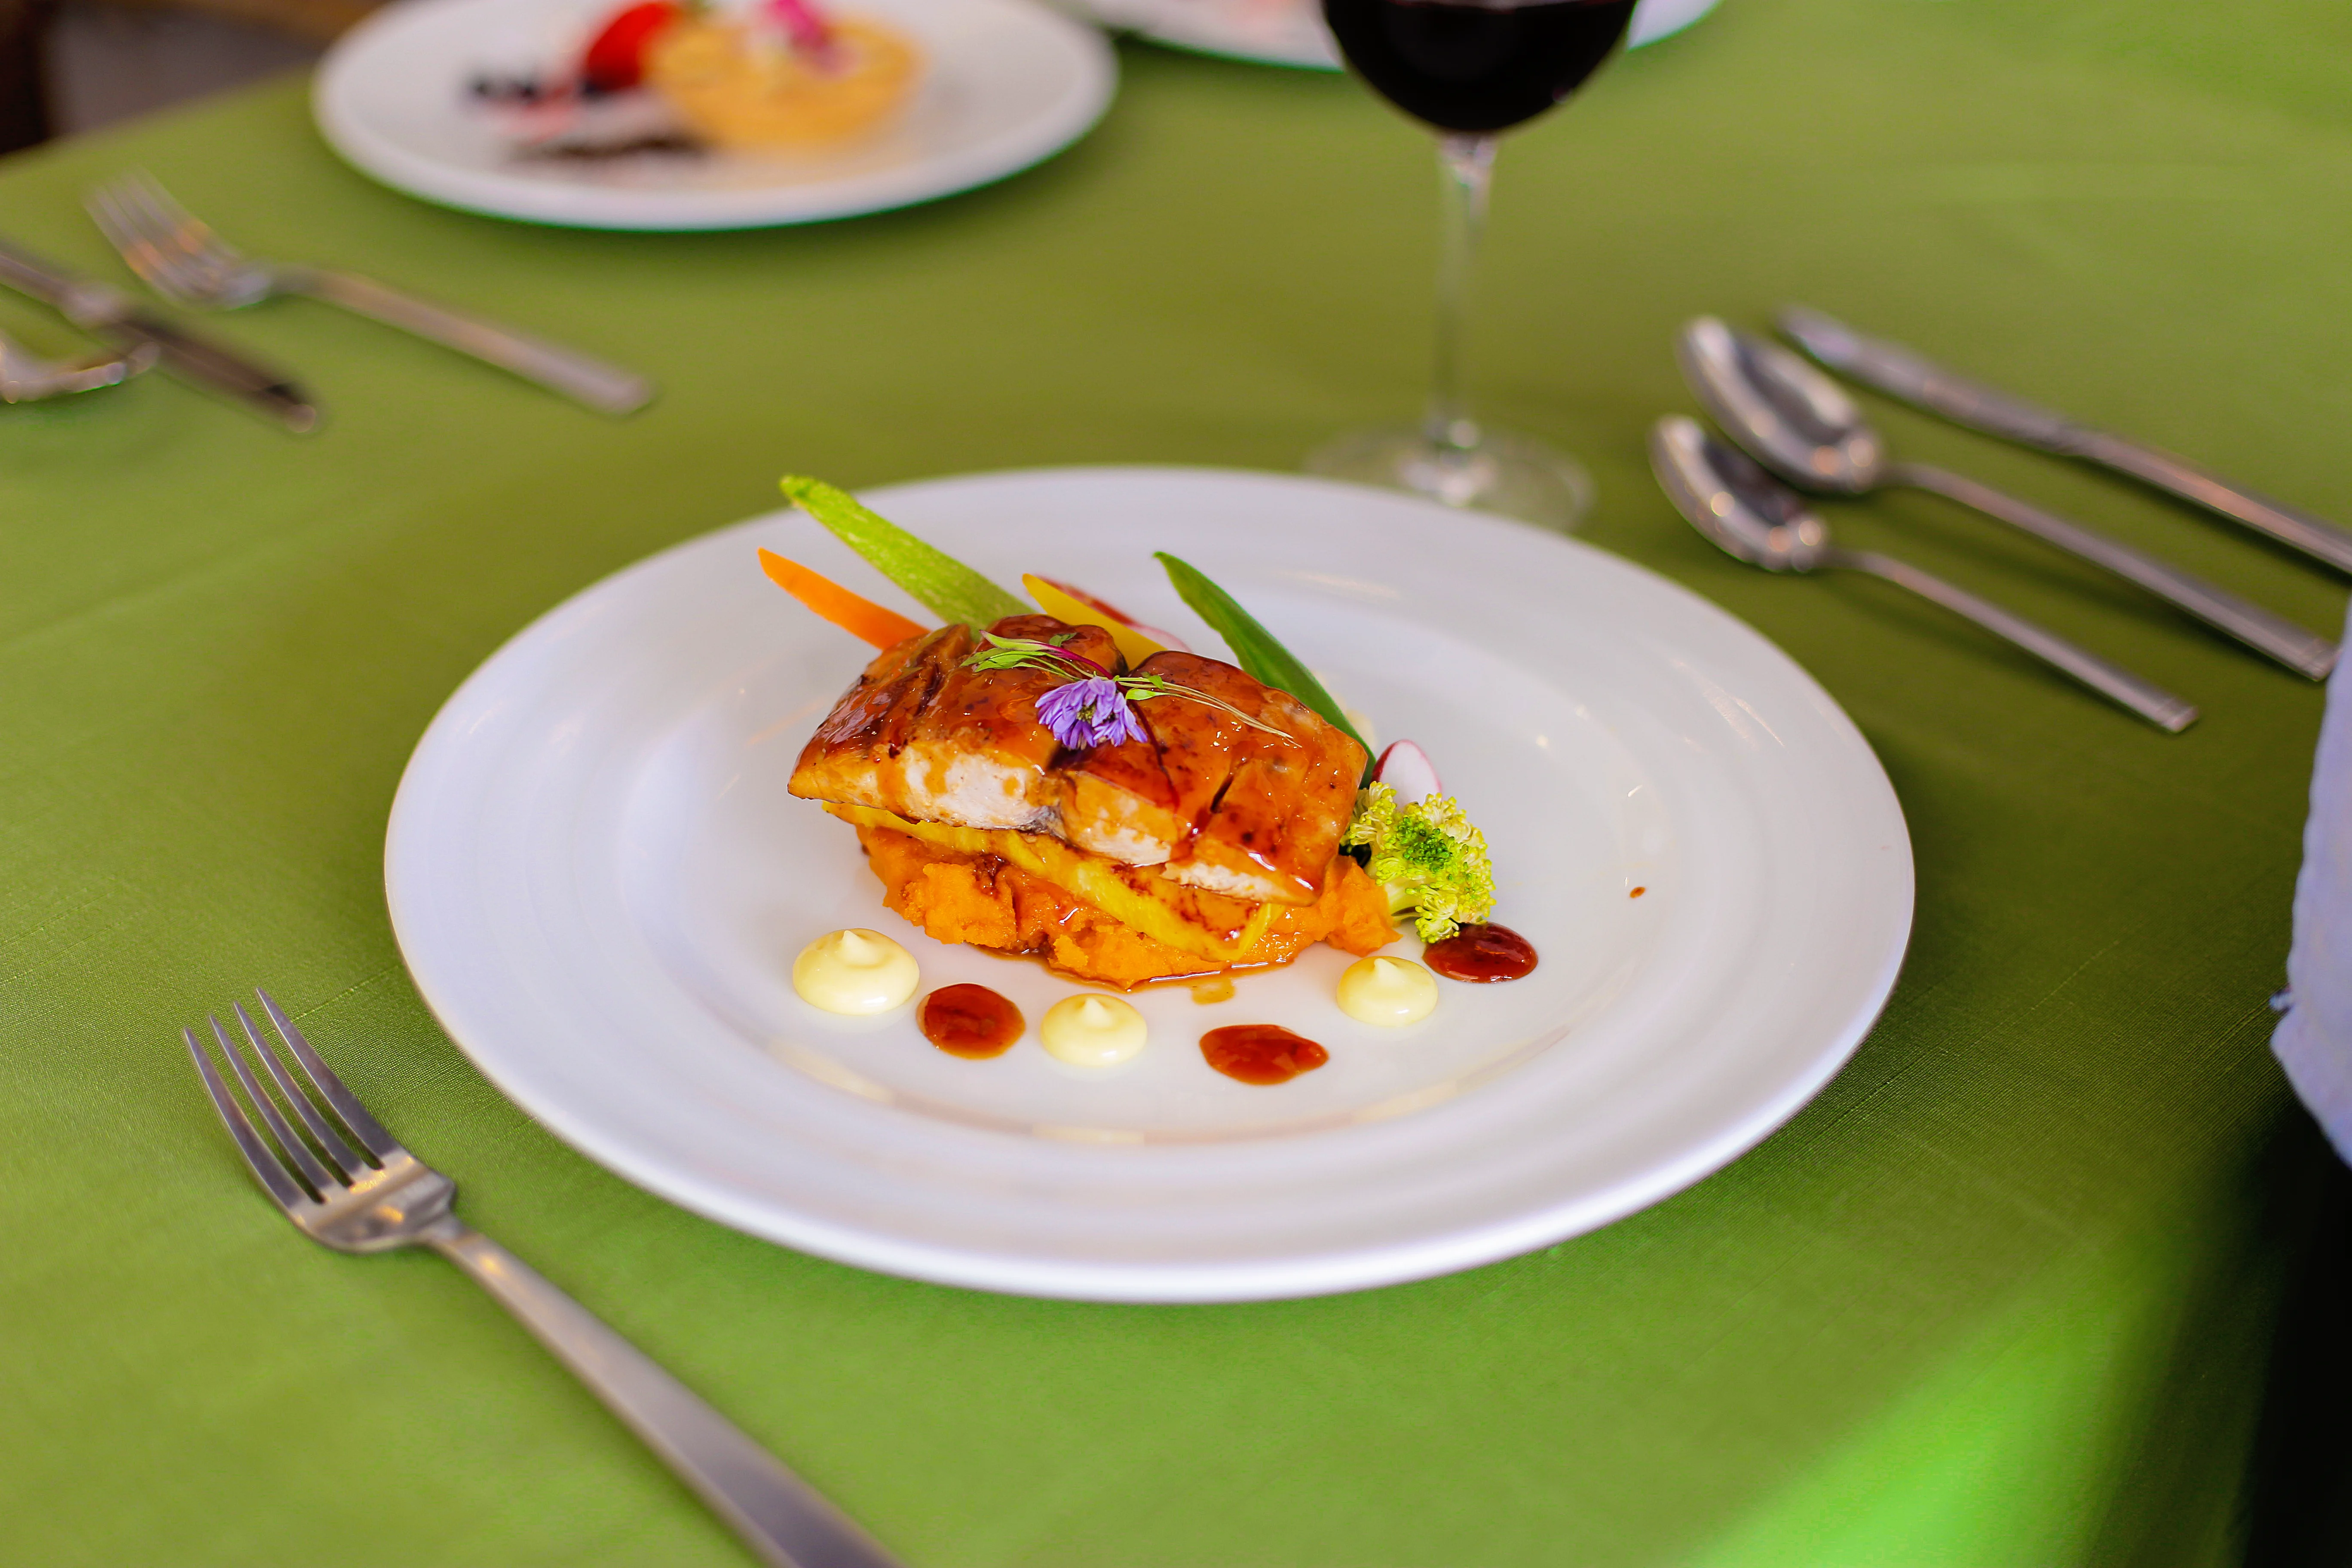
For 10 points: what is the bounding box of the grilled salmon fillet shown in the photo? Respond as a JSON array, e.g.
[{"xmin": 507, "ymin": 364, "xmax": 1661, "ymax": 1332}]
[{"xmin": 788, "ymin": 614, "xmax": 1365, "ymax": 906}]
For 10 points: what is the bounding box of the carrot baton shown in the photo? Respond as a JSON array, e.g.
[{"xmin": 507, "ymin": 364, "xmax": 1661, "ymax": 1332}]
[{"xmin": 757, "ymin": 547, "xmax": 926, "ymax": 649}]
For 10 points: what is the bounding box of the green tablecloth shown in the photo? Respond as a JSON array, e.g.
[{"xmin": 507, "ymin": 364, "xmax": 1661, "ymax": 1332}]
[{"xmin": 5, "ymin": 1, "xmax": 2348, "ymax": 1560}]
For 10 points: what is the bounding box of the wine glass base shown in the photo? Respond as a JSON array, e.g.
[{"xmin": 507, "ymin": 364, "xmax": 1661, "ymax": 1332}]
[{"xmin": 1304, "ymin": 426, "xmax": 1593, "ymax": 531}]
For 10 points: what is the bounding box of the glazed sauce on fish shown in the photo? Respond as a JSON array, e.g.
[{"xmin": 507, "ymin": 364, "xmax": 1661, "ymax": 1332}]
[
  {"xmin": 918, "ymin": 984, "xmax": 1023, "ymax": 1059},
  {"xmin": 1200, "ymin": 1025, "xmax": 1329, "ymax": 1085},
  {"xmin": 1421, "ymin": 923, "xmax": 1538, "ymax": 983}
]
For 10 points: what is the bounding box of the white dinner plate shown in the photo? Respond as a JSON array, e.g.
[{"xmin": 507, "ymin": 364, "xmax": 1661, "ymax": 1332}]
[
  {"xmin": 1084, "ymin": 0, "xmax": 1718, "ymax": 75},
  {"xmin": 386, "ymin": 467, "xmax": 1911, "ymax": 1301},
  {"xmin": 314, "ymin": 0, "xmax": 1116, "ymax": 229}
]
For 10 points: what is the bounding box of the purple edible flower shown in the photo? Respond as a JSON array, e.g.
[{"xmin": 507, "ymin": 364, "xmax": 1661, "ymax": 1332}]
[{"xmin": 1037, "ymin": 676, "xmax": 1146, "ymax": 750}]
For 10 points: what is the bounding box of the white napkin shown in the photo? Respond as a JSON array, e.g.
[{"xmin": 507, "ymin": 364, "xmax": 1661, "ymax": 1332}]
[{"xmin": 2273, "ymin": 600, "xmax": 2352, "ymax": 1159}]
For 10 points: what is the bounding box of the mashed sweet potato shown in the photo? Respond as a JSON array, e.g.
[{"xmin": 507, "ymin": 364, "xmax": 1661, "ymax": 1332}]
[{"xmin": 855, "ymin": 822, "xmax": 1395, "ymax": 989}]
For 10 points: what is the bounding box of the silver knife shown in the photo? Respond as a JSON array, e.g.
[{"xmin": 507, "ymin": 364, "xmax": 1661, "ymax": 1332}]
[
  {"xmin": 0, "ymin": 234, "xmax": 318, "ymax": 432},
  {"xmin": 1779, "ymin": 305, "xmax": 2352, "ymax": 576}
]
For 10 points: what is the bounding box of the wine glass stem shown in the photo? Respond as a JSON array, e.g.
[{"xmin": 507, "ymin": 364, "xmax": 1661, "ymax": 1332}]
[{"xmin": 1425, "ymin": 132, "xmax": 1498, "ymax": 460}]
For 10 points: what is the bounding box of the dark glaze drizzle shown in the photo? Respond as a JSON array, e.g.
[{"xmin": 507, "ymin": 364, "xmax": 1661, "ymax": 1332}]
[
  {"xmin": 1200, "ymin": 1025, "xmax": 1328, "ymax": 1085},
  {"xmin": 917, "ymin": 984, "xmax": 1023, "ymax": 1059},
  {"xmin": 1421, "ymin": 923, "xmax": 1538, "ymax": 983}
]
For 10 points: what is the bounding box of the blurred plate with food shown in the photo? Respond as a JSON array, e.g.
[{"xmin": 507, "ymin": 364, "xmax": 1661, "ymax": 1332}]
[{"xmin": 315, "ymin": 0, "xmax": 1117, "ymax": 229}]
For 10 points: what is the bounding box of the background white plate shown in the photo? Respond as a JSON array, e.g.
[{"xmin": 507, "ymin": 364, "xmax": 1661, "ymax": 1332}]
[
  {"xmin": 1084, "ymin": 0, "xmax": 1718, "ymax": 75},
  {"xmin": 386, "ymin": 467, "xmax": 1911, "ymax": 1301},
  {"xmin": 315, "ymin": 0, "xmax": 1117, "ymax": 229}
]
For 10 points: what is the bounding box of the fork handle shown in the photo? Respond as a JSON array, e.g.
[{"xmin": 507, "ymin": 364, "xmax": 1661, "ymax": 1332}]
[
  {"xmin": 428, "ymin": 1223, "xmax": 902, "ymax": 1568},
  {"xmin": 299, "ymin": 270, "xmax": 654, "ymax": 415}
]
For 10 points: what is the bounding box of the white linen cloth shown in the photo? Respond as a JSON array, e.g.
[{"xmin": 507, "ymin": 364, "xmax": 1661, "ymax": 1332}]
[{"xmin": 2274, "ymin": 601, "xmax": 2352, "ymax": 1159}]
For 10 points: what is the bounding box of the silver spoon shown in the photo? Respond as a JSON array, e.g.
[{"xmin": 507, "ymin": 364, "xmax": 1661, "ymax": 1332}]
[
  {"xmin": 1649, "ymin": 415, "xmax": 2198, "ymax": 732},
  {"xmin": 1675, "ymin": 317, "xmax": 2337, "ymax": 681}
]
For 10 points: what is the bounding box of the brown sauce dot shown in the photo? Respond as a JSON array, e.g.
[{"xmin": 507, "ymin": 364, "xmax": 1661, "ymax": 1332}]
[
  {"xmin": 1422, "ymin": 923, "xmax": 1538, "ymax": 983},
  {"xmin": 918, "ymin": 984, "xmax": 1023, "ymax": 1059},
  {"xmin": 1200, "ymin": 1025, "xmax": 1328, "ymax": 1085},
  {"xmin": 1629, "ymin": 886, "xmax": 1646, "ymax": 898}
]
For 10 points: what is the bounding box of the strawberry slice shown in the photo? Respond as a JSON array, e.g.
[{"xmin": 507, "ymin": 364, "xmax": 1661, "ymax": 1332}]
[{"xmin": 582, "ymin": 0, "xmax": 684, "ymax": 92}]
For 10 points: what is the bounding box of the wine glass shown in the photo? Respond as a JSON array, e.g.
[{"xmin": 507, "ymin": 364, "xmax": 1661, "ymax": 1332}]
[{"xmin": 1310, "ymin": 0, "xmax": 1639, "ymax": 529}]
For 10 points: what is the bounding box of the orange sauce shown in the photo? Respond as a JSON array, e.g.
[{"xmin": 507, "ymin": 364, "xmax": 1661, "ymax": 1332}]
[
  {"xmin": 917, "ymin": 984, "xmax": 1023, "ymax": 1059},
  {"xmin": 1422, "ymin": 923, "xmax": 1538, "ymax": 983},
  {"xmin": 1200, "ymin": 1025, "xmax": 1328, "ymax": 1085}
]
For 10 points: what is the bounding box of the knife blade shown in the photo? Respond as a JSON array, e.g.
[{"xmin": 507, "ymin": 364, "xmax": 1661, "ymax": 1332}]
[
  {"xmin": 0, "ymin": 235, "xmax": 319, "ymax": 432},
  {"xmin": 1779, "ymin": 304, "xmax": 2352, "ymax": 576}
]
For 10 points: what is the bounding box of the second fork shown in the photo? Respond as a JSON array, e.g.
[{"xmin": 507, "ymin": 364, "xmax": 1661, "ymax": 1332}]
[{"xmin": 89, "ymin": 172, "xmax": 655, "ymax": 416}]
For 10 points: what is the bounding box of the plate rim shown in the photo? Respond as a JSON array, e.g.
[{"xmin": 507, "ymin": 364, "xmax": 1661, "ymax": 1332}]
[
  {"xmin": 385, "ymin": 463, "xmax": 1914, "ymax": 1300},
  {"xmin": 1089, "ymin": 0, "xmax": 1718, "ymax": 73},
  {"xmin": 312, "ymin": 0, "xmax": 1120, "ymax": 230}
]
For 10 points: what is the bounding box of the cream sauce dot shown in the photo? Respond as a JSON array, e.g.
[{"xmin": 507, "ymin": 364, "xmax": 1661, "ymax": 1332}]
[
  {"xmin": 1336, "ymin": 956, "xmax": 1438, "ymax": 1026},
  {"xmin": 792, "ymin": 928, "xmax": 919, "ymax": 1015},
  {"xmin": 1039, "ymin": 994, "xmax": 1147, "ymax": 1066}
]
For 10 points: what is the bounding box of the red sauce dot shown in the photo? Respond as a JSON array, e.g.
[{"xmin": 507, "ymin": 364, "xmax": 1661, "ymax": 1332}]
[
  {"xmin": 1423, "ymin": 923, "xmax": 1539, "ymax": 983},
  {"xmin": 917, "ymin": 984, "xmax": 1023, "ymax": 1059},
  {"xmin": 1201, "ymin": 1025, "xmax": 1328, "ymax": 1085}
]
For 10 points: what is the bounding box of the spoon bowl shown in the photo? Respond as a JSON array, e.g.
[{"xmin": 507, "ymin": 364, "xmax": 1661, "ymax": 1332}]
[
  {"xmin": 1648, "ymin": 413, "xmax": 1832, "ymax": 570},
  {"xmin": 1676, "ymin": 316, "xmax": 1886, "ymax": 493}
]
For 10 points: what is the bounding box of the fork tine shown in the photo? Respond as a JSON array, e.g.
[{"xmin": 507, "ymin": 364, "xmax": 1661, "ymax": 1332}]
[
  {"xmin": 184, "ymin": 1026, "xmax": 313, "ymax": 1212},
  {"xmin": 209, "ymin": 1014, "xmax": 340, "ymax": 1194},
  {"xmin": 122, "ymin": 171, "xmax": 239, "ymax": 271},
  {"xmin": 86, "ymin": 185, "xmax": 166, "ymax": 283},
  {"xmin": 255, "ymin": 989, "xmax": 404, "ymax": 1162},
  {"xmin": 84, "ymin": 184, "xmax": 136, "ymax": 251},
  {"xmin": 233, "ymin": 999, "xmax": 370, "ymax": 1176},
  {"xmin": 88, "ymin": 181, "xmax": 200, "ymax": 301}
]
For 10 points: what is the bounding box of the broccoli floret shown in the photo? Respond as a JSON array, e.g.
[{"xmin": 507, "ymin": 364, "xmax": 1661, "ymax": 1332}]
[{"xmin": 1341, "ymin": 783, "xmax": 1497, "ymax": 943}]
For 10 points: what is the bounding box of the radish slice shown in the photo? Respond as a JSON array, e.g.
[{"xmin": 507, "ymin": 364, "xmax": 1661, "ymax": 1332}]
[{"xmin": 1372, "ymin": 740, "xmax": 1443, "ymax": 804}]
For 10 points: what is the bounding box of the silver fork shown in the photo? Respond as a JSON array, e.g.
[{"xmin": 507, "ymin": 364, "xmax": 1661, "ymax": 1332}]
[
  {"xmin": 184, "ymin": 989, "xmax": 902, "ymax": 1568},
  {"xmin": 91, "ymin": 172, "xmax": 654, "ymax": 416}
]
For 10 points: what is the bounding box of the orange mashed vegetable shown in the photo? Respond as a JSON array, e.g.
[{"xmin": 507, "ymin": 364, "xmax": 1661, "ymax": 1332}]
[{"xmin": 854, "ymin": 822, "xmax": 1396, "ymax": 989}]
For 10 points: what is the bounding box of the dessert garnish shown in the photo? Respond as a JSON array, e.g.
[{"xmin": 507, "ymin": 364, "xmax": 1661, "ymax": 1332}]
[
  {"xmin": 1041, "ymin": 996, "xmax": 1147, "ymax": 1067},
  {"xmin": 470, "ymin": 0, "xmax": 920, "ymax": 159},
  {"xmin": 793, "ymin": 927, "xmax": 919, "ymax": 1013},
  {"xmin": 1335, "ymin": 955, "xmax": 1437, "ymax": 1026},
  {"xmin": 583, "ymin": 0, "xmax": 688, "ymax": 92}
]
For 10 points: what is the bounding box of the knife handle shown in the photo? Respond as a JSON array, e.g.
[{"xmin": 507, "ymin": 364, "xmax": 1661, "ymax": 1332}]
[
  {"xmin": 1891, "ymin": 461, "xmax": 2340, "ymax": 680},
  {"xmin": 2076, "ymin": 433, "xmax": 2352, "ymax": 576},
  {"xmin": 98, "ymin": 314, "xmax": 320, "ymax": 432}
]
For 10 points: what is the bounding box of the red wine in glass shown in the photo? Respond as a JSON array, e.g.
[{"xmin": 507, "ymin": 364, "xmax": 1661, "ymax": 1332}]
[
  {"xmin": 1309, "ymin": 0, "xmax": 1639, "ymax": 527},
  {"xmin": 1322, "ymin": 0, "xmax": 1638, "ymax": 133}
]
